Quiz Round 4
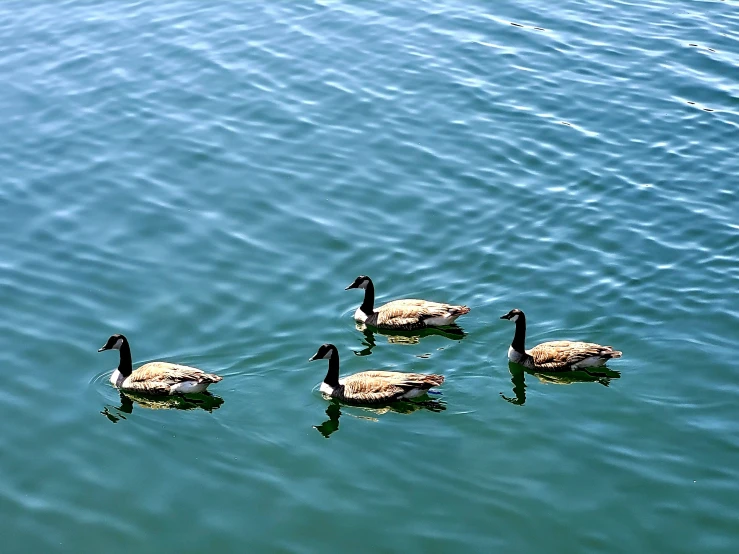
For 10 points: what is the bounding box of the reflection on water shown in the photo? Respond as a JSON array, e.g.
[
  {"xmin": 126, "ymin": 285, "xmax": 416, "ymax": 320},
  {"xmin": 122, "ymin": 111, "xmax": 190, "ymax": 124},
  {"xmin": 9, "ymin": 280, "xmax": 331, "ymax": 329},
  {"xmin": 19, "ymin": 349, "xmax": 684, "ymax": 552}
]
[
  {"xmin": 500, "ymin": 362, "xmax": 621, "ymax": 406},
  {"xmin": 313, "ymin": 397, "xmax": 446, "ymax": 438},
  {"xmin": 101, "ymin": 391, "xmax": 225, "ymax": 423},
  {"xmin": 314, "ymin": 402, "xmax": 342, "ymax": 438},
  {"xmin": 352, "ymin": 324, "xmax": 466, "ymax": 356}
]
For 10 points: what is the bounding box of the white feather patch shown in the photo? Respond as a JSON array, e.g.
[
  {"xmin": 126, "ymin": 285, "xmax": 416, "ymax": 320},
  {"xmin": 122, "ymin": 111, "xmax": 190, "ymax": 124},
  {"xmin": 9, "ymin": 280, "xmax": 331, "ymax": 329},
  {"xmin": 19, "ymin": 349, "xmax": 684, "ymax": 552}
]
[
  {"xmin": 424, "ymin": 315, "xmax": 457, "ymax": 326},
  {"xmin": 354, "ymin": 307, "xmax": 369, "ymax": 323},
  {"xmin": 170, "ymin": 381, "xmax": 208, "ymax": 394},
  {"xmin": 400, "ymin": 388, "xmax": 427, "ymax": 399},
  {"xmin": 507, "ymin": 346, "xmax": 525, "ymax": 363},
  {"xmin": 110, "ymin": 369, "xmax": 124, "ymax": 387},
  {"xmin": 571, "ymin": 356, "xmax": 607, "ymax": 369}
]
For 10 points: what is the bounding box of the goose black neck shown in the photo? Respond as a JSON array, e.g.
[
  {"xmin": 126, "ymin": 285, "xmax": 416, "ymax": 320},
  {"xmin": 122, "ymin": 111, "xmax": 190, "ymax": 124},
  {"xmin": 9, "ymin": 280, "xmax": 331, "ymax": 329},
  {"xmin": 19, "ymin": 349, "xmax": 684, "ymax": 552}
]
[
  {"xmin": 511, "ymin": 315, "xmax": 527, "ymax": 354},
  {"xmin": 324, "ymin": 351, "xmax": 341, "ymax": 388},
  {"xmin": 117, "ymin": 340, "xmax": 133, "ymax": 377},
  {"xmin": 360, "ymin": 279, "xmax": 375, "ymax": 316}
]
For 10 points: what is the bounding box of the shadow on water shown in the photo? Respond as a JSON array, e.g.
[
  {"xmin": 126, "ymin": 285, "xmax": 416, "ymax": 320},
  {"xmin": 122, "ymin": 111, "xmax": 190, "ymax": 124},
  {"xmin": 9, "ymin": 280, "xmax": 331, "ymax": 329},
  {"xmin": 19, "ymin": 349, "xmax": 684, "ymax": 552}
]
[
  {"xmin": 500, "ymin": 362, "xmax": 621, "ymax": 406},
  {"xmin": 313, "ymin": 397, "xmax": 447, "ymax": 438},
  {"xmin": 101, "ymin": 390, "xmax": 225, "ymax": 423},
  {"xmin": 352, "ymin": 323, "xmax": 467, "ymax": 356}
]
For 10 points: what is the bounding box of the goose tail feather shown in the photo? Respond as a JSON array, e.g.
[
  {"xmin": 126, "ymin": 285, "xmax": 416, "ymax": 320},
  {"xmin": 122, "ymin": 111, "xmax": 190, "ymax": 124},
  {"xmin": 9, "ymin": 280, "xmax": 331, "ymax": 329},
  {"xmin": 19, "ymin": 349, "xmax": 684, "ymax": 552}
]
[
  {"xmin": 198, "ymin": 373, "xmax": 223, "ymax": 384},
  {"xmin": 423, "ymin": 374, "xmax": 445, "ymax": 388},
  {"xmin": 453, "ymin": 305, "xmax": 471, "ymax": 316}
]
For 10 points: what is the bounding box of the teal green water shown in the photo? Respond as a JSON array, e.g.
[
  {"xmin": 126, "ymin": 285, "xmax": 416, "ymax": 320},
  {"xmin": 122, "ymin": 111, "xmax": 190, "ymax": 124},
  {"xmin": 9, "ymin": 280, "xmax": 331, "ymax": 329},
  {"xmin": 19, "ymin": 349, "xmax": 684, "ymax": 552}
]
[{"xmin": 1, "ymin": 1, "xmax": 738, "ymax": 552}]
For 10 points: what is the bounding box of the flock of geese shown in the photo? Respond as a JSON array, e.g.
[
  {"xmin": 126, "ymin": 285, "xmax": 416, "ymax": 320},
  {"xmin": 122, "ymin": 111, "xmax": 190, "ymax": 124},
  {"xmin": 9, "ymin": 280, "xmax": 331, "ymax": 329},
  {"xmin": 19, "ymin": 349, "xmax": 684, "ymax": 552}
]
[{"xmin": 99, "ymin": 274, "xmax": 622, "ymax": 406}]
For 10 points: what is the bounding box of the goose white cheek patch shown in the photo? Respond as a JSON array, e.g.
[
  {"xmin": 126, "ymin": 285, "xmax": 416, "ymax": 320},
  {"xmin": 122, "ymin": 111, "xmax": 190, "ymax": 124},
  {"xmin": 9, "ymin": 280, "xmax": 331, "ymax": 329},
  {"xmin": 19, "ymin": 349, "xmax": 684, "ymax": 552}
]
[
  {"xmin": 511, "ymin": 314, "xmax": 519, "ymax": 322},
  {"xmin": 113, "ymin": 338, "xmax": 124, "ymax": 350}
]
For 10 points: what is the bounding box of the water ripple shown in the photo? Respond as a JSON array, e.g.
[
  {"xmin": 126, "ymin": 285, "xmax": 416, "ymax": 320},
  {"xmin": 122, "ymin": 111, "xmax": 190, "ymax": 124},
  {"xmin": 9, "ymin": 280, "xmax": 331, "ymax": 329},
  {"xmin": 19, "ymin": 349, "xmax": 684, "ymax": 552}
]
[{"xmin": 1, "ymin": 0, "xmax": 738, "ymax": 551}]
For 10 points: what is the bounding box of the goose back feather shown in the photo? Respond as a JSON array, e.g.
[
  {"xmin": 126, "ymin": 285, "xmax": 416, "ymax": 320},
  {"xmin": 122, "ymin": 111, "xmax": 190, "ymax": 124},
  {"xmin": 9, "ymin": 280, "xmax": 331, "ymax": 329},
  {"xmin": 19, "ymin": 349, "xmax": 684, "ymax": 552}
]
[
  {"xmin": 528, "ymin": 341, "xmax": 622, "ymax": 370},
  {"xmin": 337, "ymin": 370, "xmax": 445, "ymax": 403},
  {"xmin": 367, "ymin": 299, "xmax": 470, "ymax": 330},
  {"xmin": 113, "ymin": 362, "xmax": 223, "ymax": 395}
]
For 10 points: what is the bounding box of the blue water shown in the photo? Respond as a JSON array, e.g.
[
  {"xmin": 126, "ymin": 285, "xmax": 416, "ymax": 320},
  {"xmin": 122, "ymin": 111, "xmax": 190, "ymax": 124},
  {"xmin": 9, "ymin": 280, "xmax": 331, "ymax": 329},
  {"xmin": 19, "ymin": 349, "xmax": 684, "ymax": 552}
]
[{"xmin": 1, "ymin": 1, "xmax": 738, "ymax": 552}]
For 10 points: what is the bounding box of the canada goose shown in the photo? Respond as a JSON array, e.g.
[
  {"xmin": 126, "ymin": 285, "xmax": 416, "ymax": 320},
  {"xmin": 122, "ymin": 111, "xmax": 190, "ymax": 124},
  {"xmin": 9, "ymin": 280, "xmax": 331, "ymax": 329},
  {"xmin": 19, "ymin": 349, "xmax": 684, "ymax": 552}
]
[
  {"xmin": 309, "ymin": 343, "xmax": 444, "ymax": 404},
  {"xmin": 500, "ymin": 309, "xmax": 622, "ymax": 371},
  {"xmin": 345, "ymin": 275, "xmax": 470, "ymax": 330},
  {"xmin": 98, "ymin": 334, "xmax": 222, "ymax": 395}
]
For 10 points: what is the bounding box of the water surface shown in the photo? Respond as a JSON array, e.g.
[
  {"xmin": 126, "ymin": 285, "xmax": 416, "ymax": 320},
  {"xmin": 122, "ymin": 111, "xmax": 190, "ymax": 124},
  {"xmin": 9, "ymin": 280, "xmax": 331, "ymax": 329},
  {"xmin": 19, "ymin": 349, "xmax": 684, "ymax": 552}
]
[{"xmin": 1, "ymin": 1, "xmax": 738, "ymax": 552}]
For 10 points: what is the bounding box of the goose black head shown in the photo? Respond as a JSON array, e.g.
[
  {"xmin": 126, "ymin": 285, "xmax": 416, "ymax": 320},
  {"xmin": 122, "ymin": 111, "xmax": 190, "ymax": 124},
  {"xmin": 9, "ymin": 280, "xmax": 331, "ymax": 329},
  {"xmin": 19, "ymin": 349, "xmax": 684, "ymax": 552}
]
[
  {"xmin": 345, "ymin": 275, "xmax": 372, "ymax": 290},
  {"xmin": 500, "ymin": 308, "xmax": 525, "ymax": 322},
  {"xmin": 98, "ymin": 334, "xmax": 127, "ymax": 352},
  {"xmin": 309, "ymin": 343, "xmax": 337, "ymax": 361}
]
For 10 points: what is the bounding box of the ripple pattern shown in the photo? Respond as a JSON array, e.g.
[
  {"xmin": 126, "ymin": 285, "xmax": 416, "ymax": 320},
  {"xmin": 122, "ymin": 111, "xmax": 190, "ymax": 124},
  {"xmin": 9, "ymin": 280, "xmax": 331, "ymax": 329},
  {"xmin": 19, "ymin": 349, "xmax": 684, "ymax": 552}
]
[{"xmin": 0, "ymin": 0, "xmax": 738, "ymax": 552}]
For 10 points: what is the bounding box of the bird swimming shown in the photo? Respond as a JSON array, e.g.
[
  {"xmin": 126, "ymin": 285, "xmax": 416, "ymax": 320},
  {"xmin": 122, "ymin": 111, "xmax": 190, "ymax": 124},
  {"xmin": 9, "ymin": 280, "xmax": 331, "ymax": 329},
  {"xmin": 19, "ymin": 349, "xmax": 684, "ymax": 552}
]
[
  {"xmin": 500, "ymin": 309, "xmax": 622, "ymax": 371},
  {"xmin": 98, "ymin": 334, "xmax": 222, "ymax": 395},
  {"xmin": 345, "ymin": 275, "xmax": 470, "ymax": 330},
  {"xmin": 309, "ymin": 343, "xmax": 444, "ymax": 404}
]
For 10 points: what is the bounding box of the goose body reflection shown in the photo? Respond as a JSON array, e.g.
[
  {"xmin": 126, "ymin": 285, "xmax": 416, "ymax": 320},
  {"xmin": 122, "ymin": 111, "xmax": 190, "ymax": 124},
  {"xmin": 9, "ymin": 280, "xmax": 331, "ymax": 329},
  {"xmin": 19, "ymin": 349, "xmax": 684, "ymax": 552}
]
[
  {"xmin": 101, "ymin": 390, "xmax": 224, "ymax": 423},
  {"xmin": 353, "ymin": 323, "xmax": 466, "ymax": 356},
  {"xmin": 314, "ymin": 398, "xmax": 446, "ymax": 438},
  {"xmin": 309, "ymin": 343, "xmax": 445, "ymax": 405},
  {"xmin": 346, "ymin": 275, "xmax": 470, "ymax": 330},
  {"xmin": 98, "ymin": 334, "xmax": 223, "ymax": 395},
  {"xmin": 501, "ymin": 362, "xmax": 621, "ymax": 406}
]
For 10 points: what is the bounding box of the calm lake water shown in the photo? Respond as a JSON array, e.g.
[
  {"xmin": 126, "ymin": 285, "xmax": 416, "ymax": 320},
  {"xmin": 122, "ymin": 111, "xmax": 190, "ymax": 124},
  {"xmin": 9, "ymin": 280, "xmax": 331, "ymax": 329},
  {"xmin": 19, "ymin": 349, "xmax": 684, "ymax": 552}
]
[{"xmin": 1, "ymin": 1, "xmax": 738, "ymax": 552}]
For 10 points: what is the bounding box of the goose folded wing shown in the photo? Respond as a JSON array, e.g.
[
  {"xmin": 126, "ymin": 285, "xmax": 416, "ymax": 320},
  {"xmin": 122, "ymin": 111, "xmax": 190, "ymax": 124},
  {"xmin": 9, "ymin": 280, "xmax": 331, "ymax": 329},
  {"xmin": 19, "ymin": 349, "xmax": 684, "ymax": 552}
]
[
  {"xmin": 530, "ymin": 341, "xmax": 611, "ymax": 368},
  {"xmin": 353, "ymin": 371, "xmax": 444, "ymax": 387},
  {"xmin": 376, "ymin": 300, "xmax": 451, "ymax": 326},
  {"xmin": 345, "ymin": 371, "xmax": 443, "ymax": 393},
  {"xmin": 341, "ymin": 373, "xmax": 408, "ymax": 402},
  {"xmin": 394, "ymin": 373, "xmax": 445, "ymax": 389},
  {"xmin": 122, "ymin": 371, "xmax": 175, "ymax": 395},
  {"xmin": 356, "ymin": 371, "xmax": 408, "ymax": 381},
  {"xmin": 129, "ymin": 363, "xmax": 207, "ymax": 383}
]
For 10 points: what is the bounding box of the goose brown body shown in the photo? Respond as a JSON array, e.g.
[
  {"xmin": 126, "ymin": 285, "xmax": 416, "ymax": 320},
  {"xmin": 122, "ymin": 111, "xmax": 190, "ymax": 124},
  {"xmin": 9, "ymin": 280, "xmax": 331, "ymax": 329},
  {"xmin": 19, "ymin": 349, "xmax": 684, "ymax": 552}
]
[
  {"xmin": 524, "ymin": 341, "xmax": 622, "ymax": 370},
  {"xmin": 346, "ymin": 275, "xmax": 470, "ymax": 330},
  {"xmin": 501, "ymin": 309, "xmax": 622, "ymax": 371},
  {"xmin": 331, "ymin": 370, "xmax": 445, "ymax": 404},
  {"xmin": 112, "ymin": 362, "xmax": 223, "ymax": 395},
  {"xmin": 309, "ymin": 344, "xmax": 444, "ymax": 404},
  {"xmin": 365, "ymin": 299, "xmax": 470, "ymax": 330}
]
